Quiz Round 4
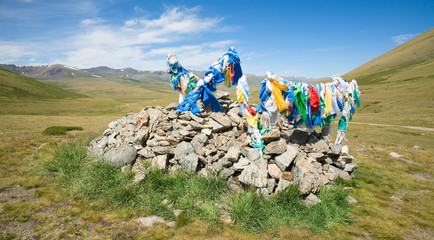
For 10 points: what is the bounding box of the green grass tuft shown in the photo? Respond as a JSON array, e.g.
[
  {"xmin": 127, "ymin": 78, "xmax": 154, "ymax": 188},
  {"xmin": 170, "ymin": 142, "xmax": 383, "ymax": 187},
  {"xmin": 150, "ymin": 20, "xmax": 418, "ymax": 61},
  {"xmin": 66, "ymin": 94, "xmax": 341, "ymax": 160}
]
[
  {"xmin": 42, "ymin": 126, "xmax": 83, "ymax": 135},
  {"xmin": 44, "ymin": 141, "xmax": 352, "ymax": 233}
]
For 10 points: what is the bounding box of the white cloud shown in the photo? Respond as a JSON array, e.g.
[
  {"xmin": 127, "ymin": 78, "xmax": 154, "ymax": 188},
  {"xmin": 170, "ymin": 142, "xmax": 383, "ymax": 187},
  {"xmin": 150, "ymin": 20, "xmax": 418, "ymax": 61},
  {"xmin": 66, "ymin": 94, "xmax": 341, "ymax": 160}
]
[
  {"xmin": 0, "ymin": 6, "xmax": 234, "ymax": 71},
  {"xmin": 391, "ymin": 33, "xmax": 420, "ymax": 45}
]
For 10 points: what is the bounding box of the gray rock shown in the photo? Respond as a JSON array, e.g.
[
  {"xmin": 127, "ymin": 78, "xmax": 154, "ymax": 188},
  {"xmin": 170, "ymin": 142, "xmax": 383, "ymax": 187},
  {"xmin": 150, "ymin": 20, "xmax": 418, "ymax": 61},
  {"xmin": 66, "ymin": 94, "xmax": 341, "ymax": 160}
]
[
  {"xmin": 215, "ymin": 90, "xmax": 230, "ymax": 99},
  {"xmin": 304, "ymin": 193, "xmax": 322, "ymax": 207},
  {"xmin": 147, "ymin": 108, "xmax": 163, "ymax": 125},
  {"xmin": 166, "ymin": 221, "xmax": 176, "ymax": 228},
  {"xmin": 290, "ymin": 129, "xmax": 311, "ymax": 145},
  {"xmin": 168, "ymin": 111, "xmax": 179, "ymax": 120},
  {"xmin": 104, "ymin": 145, "xmax": 137, "ymax": 167},
  {"xmin": 239, "ymin": 158, "xmax": 268, "ymax": 188},
  {"xmin": 219, "ymin": 169, "xmax": 235, "ymax": 180},
  {"xmin": 209, "ymin": 119, "xmax": 226, "ymax": 133},
  {"xmin": 275, "ymin": 178, "xmax": 291, "ymax": 193},
  {"xmin": 262, "ymin": 129, "xmax": 281, "ymax": 144},
  {"xmin": 267, "ymin": 178, "xmax": 276, "ymax": 194},
  {"xmin": 166, "ymin": 102, "xmax": 179, "ymax": 110},
  {"xmin": 292, "ymin": 158, "xmax": 322, "ymax": 194},
  {"xmin": 274, "ymin": 144, "xmax": 298, "ymax": 171},
  {"xmin": 190, "ymin": 112, "xmax": 205, "ymax": 124},
  {"xmin": 179, "ymin": 153, "xmax": 199, "ymax": 173},
  {"xmin": 136, "ymin": 216, "xmax": 165, "ymax": 228},
  {"xmin": 150, "ymin": 155, "xmax": 167, "ymax": 170},
  {"xmin": 267, "ymin": 164, "xmax": 282, "ymax": 179},
  {"xmin": 201, "ymin": 128, "xmax": 212, "ymax": 136},
  {"xmin": 174, "ymin": 141, "xmax": 194, "ymax": 160},
  {"xmin": 210, "ymin": 112, "xmax": 232, "ymax": 129},
  {"xmin": 138, "ymin": 147, "xmax": 156, "ymax": 159},
  {"xmin": 338, "ymin": 170, "xmax": 352, "ymax": 180},
  {"xmin": 173, "ymin": 209, "xmax": 183, "ymax": 217},
  {"xmin": 347, "ymin": 195, "xmax": 358, "ymax": 204},
  {"xmin": 226, "ymin": 146, "xmax": 241, "ymax": 162},
  {"xmin": 191, "ymin": 134, "xmax": 208, "ymax": 150},
  {"xmin": 233, "ymin": 157, "xmax": 250, "ymax": 170},
  {"xmin": 152, "ymin": 146, "xmax": 172, "ymax": 155},
  {"xmin": 389, "ymin": 152, "xmax": 403, "ymax": 158},
  {"xmin": 227, "ymin": 111, "xmax": 242, "ymax": 125},
  {"xmin": 330, "ymin": 144, "xmax": 343, "ymax": 155},
  {"xmin": 411, "ymin": 146, "xmax": 424, "ymax": 151},
  {"xmin": 265, "ymin": 138, "xmax": 287, "ymax": 155},
  {"xmin": 344, "ymin": 162, "xmax": 358, "ymax": 172},
  {"xmin": 242, "ymin": 147, "xmax": 261, "ymax": 161}
]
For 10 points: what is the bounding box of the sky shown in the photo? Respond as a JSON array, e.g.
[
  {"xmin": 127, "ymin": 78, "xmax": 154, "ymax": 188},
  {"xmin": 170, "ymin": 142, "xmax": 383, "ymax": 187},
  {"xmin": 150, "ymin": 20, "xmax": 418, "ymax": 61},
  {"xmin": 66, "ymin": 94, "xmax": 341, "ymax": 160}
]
[{"xmin": 0, "ymin": 0, "xmax": 433, "ymax": 78}]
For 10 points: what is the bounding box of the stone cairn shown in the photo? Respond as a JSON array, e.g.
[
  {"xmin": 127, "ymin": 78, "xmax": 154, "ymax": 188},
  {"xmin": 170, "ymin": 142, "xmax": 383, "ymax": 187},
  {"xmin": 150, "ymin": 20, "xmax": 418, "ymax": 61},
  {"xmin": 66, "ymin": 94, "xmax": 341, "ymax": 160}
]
[{"xmin": 88, "ymin": 91, "xmax": 357, "ymax": 197}]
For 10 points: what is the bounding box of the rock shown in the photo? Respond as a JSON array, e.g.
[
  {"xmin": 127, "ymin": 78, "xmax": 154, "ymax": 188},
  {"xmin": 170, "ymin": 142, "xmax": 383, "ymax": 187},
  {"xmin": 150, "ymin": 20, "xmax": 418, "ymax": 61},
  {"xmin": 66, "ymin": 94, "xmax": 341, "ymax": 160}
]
[
  {"xmin": 262, "ymin": 129, "xmax": 281, "ymax": 144},
  {"xmin": 275, "ymin": 178, "xmax": 291, "ymax": 193},
  {"xmin": 219, "ymin": 169, "xmax": 235, "ymax": 180},
  {"xmin": 147, "ymin": 108, "xmax": 163, "ymax": 125},
  {"xmin": 174, "ymin": 141, "xmax": 194, "ymax": 160},
  {"xmin": 267, "ymin": 164, "xmax": 282, "ymax": 179},
  {"xmin": 191, "ymin": 134, "xmax": 208, "ymax": 151},
  {"xmin": 233, "ymin": 158, "xmax": 250, "ymax": 171},
  {"xmin": 242, "ymin": 147, "xmax": 261, "ymax": 161},
  {"xmin": 239, "ymin": 158, "xmax": 268, "ymax": 188},
  {"xmin": 341, "ymin": 145, "xmax": 349, "ymax": 155},
  {"xmin": 150, "ymin": 155, "xmax": 167, "ymax": 170},
  {"xmin": 389, "ymin": 152, "xmax": 403, "ymax": 158},
  {"xmin": 215, "ymin": 90, "xmax": 229, "ymax": 99},
  {"xmin": 138, "ymin": 147, "xmax": 156, "ymax": 159},
  {"xmin": 166, "ymin": 221, "xmax": 176, "ymax": 228},
  {"xmin": 168, "ymin": 111, "xmax": 179, "ymax": 120},
  {"xmin": 210, "ymin": 112, "xmax": 232, "ymax": 129},
  {"xmin": 134, "ymin": 127, "xmax": 149, "ymax": 145},
  {"xmin": 227, "ymin": 111, "xmax": 242, "ymax": 125},
  {"xmin": 304, "ymin": 193, "xmax": 322, "ymax": 207},
  {"xmin": 411, "ymin": 146, "xmax": 424, "ymax": 151},
  {"xmin": 201, "ymin": 128, "xmax": 212, "ymax": 136},
  {"xmin": 265, "ymin": 138, "xmax": 287, "ymax": 155},
  {"xmin": 338, "ymin": 170, "xmax": 352, "ymax": 180},
  {"xmin": 136, "ymin": 216, "xmax": 165, "ymax": 228},
  {"xmin": 347, "ymin": 195, "xmax": 358, "ymax": 204},
  {"xmin": 227, "ymin": 147, "xmax": 241, "ymax": 162},
  {"xmin": 326, "ymin": 165, "xmax": 340, "ymax": 181},
  {"xmin": 290, "ymin": 129, "xmax": 310, "ymax": 145},
  {"xmin": 281, "ymin": 172, "xmax": 293, "ymax": 181},
  {"xmin": 330, "ymin": 144, "xmax": 342, "ymax": 155},
  {"xmin": 173, "ymin": 209, "xmax": 183, "ymax": 217},
  {"xmin": 274, "ymin": 144, "xmax": 298, "ymax": 171},
  {"xmin": 344, "ymin": 162, "xmax": 358, "ymax": 172},
  {"xmin": 152, "ymin": 146, "xmax": 172, "ymax": 155},
  {"xmin": 267, "ymin": 178, "xmax": 276, "ymax": 194},
  {"xmin": 166, "ymin": 102, "xmax": 178, "ymax": 110},
  {"xmin": 292, "ymin": 158, "xmax": 322, "ymax": 194},
  {"xmin": 179, "ymin": 153, "xmax": 199, "ymax": 173},
  {"xmin": 104, "ymin": 145, "xmax": 137, "ymax": 167},
  {"xmin": 221, "ymin": 212, "xmax": 232, "ymax": 224},
  {"xmin": 209, "ymin": 119, "xmax": 226, "ymax": 133}
]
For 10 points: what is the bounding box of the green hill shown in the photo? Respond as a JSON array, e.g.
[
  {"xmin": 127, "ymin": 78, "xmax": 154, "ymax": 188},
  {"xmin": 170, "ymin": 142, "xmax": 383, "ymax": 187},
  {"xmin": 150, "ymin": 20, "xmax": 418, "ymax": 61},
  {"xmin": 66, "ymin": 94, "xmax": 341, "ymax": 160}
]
[
  {"xmin": 343, "ymin": 28, "xmax": 434, "ymax": 128},
  {"xmin": 0, "ymin": 67, "xmax": 87, "ymax": 100}
]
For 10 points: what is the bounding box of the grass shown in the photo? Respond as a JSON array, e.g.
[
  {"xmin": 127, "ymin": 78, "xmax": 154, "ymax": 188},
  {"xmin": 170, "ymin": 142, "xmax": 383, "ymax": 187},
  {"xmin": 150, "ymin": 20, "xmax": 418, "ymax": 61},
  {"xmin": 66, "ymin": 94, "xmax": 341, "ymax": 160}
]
[
  {"xmin": 0, "ymin": 67, "xmax": 86, "ymax": 100},
  {"xmin": 41, "ymin": 141, "xmax": 352, "ymax": 234},
  {"xmin": 42, "ymin": 126, "xmax": 83, "ymax": 135}
]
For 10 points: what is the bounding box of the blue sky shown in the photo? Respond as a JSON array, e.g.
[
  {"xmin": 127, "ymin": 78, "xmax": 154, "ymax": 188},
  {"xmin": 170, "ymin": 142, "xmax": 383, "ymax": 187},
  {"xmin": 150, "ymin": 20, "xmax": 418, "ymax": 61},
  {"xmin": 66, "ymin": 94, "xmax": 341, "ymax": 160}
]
[{"xmin": 0, "ymin": 0, "xmax": 432, "ymax": 78}]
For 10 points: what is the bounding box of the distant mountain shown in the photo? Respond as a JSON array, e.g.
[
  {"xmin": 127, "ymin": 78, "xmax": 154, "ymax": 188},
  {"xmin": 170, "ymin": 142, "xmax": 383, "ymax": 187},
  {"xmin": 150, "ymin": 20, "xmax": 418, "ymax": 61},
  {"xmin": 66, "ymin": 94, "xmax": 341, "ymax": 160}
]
[
  {"xmin": 0, "ymin": 64, "xmax": 324, "ymax": 87},
  {"xmin": 0, "ymin": 67, "xmax": 86, "ymax": 99}
]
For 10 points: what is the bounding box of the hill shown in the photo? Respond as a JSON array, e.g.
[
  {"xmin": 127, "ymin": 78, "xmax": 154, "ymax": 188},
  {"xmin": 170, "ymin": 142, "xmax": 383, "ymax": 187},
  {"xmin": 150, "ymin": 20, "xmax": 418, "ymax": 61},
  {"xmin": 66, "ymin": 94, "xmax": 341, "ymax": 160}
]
[
  {"xmin": 0, "ymin": 67, "xmax": 86, "ymax": 100},
  {"xmin": 345, "ymin": 27, "xmax": 434, "ymax": 81},
  {"xmin": 343, "ymin": 27, "xmax": 434, "ymax": 128}
]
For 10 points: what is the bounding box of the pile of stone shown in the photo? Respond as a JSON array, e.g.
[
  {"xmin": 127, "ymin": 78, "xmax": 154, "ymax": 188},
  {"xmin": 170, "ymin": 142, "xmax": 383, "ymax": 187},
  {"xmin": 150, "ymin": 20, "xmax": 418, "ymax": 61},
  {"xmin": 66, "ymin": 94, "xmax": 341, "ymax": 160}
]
[{"xmin": 88, "ymin": 91, "xmax": 357, "ymax": 196}]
